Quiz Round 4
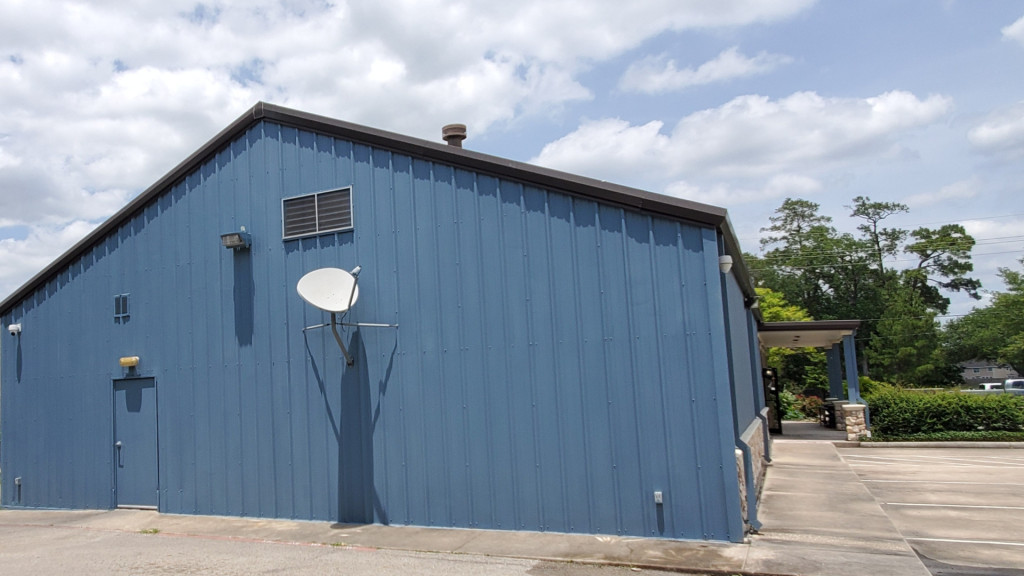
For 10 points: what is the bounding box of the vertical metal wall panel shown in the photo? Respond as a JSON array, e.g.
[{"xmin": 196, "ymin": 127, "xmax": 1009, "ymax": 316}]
[
  {"xmin": 0, "ymin": 120, "xmax": 743, "ymax": 540},
  {"xmin": 725, "ymin": 272, "xmax": 757, "ymax": 434}
]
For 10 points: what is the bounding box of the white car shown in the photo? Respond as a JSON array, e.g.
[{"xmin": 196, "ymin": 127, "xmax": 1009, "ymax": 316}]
[
  {"xmin": 979, "ymin": 383, "xmax": 1004, "ymax": 391},
  {"xmin": 1005, "ymin": 378, "xmax": 1024, "ymax": 391}
]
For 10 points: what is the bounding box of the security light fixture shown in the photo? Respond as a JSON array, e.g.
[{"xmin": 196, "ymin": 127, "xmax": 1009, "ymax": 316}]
[
  {"xmin": 221, "ymin": 226, "xmax": 251, "ymax": 250},
  {"xmin": 119, "ymin": 356, "xmax": 140, "ymax": 368},
  {"xmin": 718, "ymin": 255, "xmax": 733, "ymax": 274},
  {"xmin": 8, "ymin": 323, "xmax": 21, "ymax": 335}
]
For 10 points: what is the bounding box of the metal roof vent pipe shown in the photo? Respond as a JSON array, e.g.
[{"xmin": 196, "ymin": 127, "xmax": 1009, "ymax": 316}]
[{"xmin": 442, "ymin": 124, "xmax": 467, "ymax": 147}]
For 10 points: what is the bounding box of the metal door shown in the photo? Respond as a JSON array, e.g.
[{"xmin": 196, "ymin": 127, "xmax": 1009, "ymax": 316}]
[{"xmin": 113, "ymin": 378, "xmax": 159, "ymax": 509}]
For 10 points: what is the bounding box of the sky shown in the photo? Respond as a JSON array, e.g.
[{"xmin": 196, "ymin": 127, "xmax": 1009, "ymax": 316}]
[{"xmin": 1, "ymin": 0, "xmax": 1023, "ymax": 318}]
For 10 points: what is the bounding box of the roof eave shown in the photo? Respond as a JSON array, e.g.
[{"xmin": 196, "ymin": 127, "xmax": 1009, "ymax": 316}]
[{"xmin": 1, "ymin": 101, "xmax": 756, "ymax": 315}]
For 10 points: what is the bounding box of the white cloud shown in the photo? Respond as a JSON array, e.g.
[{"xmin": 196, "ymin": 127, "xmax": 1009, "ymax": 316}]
[
  {"xmin": 903, "ymin": 178, "xmax": 980, "ymax": 207},
  {"xmin": 959, "ymin": 217, "xmax": 1024, "ymax": 293},
  {"xmin": 968, "ymin": 103, "xmax": 1024, "ymax": 156},
  {"xmin": 0, "ymin": 221, "xmax": 101, "ymax": 296},
  {"xmin": 665, "ymin": 174, "xmax": 822, "ymax": 206},
  {"xmin": 0, "ymin": 0, "xmax": 820, "ymax": 298},
  {"xmin": 1002, "ymin": 15, "xmax": 1024, "ymax": 45},
  {"xmin": 532, "ymin": 90, "xmax": 953, "ymax": 182},
  {"xmin": 618, "ymin": 47, "xmax": 792, "ymax": 94}
]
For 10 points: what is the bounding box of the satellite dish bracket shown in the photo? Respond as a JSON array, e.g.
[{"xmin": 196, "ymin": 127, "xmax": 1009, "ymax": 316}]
[{"xmin": 299, "ymin": 265, "xmax": 398, "ymax": 366}]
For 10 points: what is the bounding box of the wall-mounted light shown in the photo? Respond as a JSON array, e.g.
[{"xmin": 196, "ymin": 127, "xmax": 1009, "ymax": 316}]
[
  {"xmin": 221, "ymin": 226, "xmax": 251, "ymax": 250},
  {"xmin": 718, "ymin": 255, "xmax": 734, "ymax": 274},
  {"xmin": 8, "ymin": 323, "xmax": 21, "ymax": 336},
  {"xmin": 119, "ymin": 356, "xmax": 140, "ymax": 368}
]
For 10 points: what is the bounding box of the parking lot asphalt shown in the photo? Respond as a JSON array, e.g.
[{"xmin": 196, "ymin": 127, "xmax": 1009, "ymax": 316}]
[{"xmin": 837, "ymin": 447, "xmax": 1024, "ymax": 575}]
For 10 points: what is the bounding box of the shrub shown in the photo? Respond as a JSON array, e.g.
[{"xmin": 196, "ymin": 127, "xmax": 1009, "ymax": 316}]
[
  {"xmin": 861, "ymin": 431, "xmax": 1024, "ymax": 442},
  {"xmin": 780, "ymin": 390, "xmax": 804, "ymax": 420},
  {"xmin": 795, "ymin": 395, "xmax": 824, "ymax": 418},
  {"xmin": 859, "ymin": 376, "xmax": 895, "ymax": 397},
  {"xmin": 868, "ymin": 388, "xmax": 1024, "ymax": 437}
]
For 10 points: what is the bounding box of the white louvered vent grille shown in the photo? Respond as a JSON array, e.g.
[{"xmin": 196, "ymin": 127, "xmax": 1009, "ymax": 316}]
[{"xmin": 282, "ymin": 187, "xmax": 353, "ymax": 239}]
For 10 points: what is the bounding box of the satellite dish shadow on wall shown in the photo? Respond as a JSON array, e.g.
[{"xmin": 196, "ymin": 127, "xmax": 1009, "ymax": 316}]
[
  {"xmin": 337, "ymin": 331, "xmax": 376, "ymax": 525},
  {"xmin": 233, "ymin": 250, "xmax": 255, "ymax": 347},
  {"xmin": 304, "ymin": 328, "xmax": 394, "ymax": 528}
]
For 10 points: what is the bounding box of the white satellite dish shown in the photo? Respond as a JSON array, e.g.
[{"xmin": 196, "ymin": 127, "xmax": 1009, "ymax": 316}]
[
  {"xmin": 297, "ymin": 268, "xmax": 360, "ymax": 313},
  {"xmin": 297, "ymin": 265, "xmax": 396, "ymax": 367}
]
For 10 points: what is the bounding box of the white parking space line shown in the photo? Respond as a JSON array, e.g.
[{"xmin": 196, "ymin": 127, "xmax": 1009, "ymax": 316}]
[
  {"xmin": 884, "ymin": 503, "xmax": 1024, "ymax": 510},
  {"xmin": 848, "ymin": 460, "xmax": 978, "ymax": 468},
  {"xmin": 906, "ymin": 537, "xmax": 1024, "ymax": 547},
  {"xmin": 843, "ymin": 455, "xmax": 1021, "ymax": 468},
  {"xmin": 862, "ymin": 480, "xmax": 1024, "ymax": 486},
  {"xmin": 866, "ymin": 454, "xmax": 1024, "ymax": 467}
]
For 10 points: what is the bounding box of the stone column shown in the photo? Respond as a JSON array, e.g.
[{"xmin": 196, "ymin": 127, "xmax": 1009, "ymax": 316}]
[
  {"xmin": 832, "ymin": 400, "xmax": 849, "ymax": 431},
  {"xmin": 842, "ymin": 404, "xmax": 869, "ymax": 441}
]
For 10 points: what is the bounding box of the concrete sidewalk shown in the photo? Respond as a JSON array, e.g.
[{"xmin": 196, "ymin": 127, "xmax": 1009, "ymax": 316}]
[
  {"xmin": 0, "ymin": 441, "xmax": 929, "ymax": 576},
  {"xmin": 750, "ymin": 441, "xmax": 929, "ymax": 576}
]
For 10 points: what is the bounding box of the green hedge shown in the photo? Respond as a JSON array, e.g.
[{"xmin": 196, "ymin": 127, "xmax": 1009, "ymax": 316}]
[
  {"xmin": 862, "ymin": 431, "xmax": 1024, "ymax": 442},
  {"xmin": 867, "ymin": 389, "xmax": 1024, "ymax": 437}
]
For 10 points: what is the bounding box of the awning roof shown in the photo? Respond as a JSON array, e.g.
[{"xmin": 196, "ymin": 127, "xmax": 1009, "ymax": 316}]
[{"xmin": 758, "ymin": 320, "xmax": 862, "ymax": 349}]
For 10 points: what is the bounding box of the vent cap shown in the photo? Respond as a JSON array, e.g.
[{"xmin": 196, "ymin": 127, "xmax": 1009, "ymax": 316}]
[{"xmin": 442, "ymin": 124, "xmax": 467, "ymax": 147}]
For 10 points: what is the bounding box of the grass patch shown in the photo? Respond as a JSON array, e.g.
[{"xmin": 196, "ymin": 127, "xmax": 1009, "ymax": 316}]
[
  {"xmin": 864, "ymin": 431, "xmax": 1024, "ymax": 442},
  {"xmin": 139, "ymin": 528, "xmax": 160, "ymax": 534}
]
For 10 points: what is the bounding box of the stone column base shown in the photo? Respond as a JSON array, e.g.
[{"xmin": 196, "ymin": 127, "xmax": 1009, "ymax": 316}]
[{"xmin": 841, "ymin": 404, "xmax": 870, "ymax": 441}]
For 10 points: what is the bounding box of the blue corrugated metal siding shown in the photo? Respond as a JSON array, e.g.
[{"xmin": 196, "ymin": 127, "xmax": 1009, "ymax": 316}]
[
  {"xmin": 724, "ymin": 272, "xmax": 757, "ymax": 435},
  {"xmin": 1, "ymin": 120, "xmax": 741, "ymax": 540}
]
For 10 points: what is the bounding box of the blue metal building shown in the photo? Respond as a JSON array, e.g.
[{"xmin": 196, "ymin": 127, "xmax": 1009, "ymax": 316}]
[{"xmin": 0, "ymin": 103, "xmax": 769, "ymax": 542}]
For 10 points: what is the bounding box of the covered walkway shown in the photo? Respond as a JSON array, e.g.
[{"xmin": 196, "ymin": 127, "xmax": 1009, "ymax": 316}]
[{"xmin": 758, "ymin": 319, "xmax": 869, "ymax": 435}]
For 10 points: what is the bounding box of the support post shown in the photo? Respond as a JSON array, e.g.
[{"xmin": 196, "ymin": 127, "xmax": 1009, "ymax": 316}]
[
  {"xmin": 826, "ymin": 344, "xmax": 844, "ymax": 400},
  {"xmin": 842, "ymin": 332, "xmax": 869, "ymax": 427}
]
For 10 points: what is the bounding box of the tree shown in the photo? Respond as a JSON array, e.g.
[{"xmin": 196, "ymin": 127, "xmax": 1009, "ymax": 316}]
[
  {"xmin": 756, "ymin": 287, "xmax": 828, "ymax": 393},
  {"xmin": 945, "ymin": 258, "xmax": 1024, "ymax": 374},
  {"xmin": 751, "ymin": 196, "xmax": 980, "ymax": 386},
  {"xmin": 904, "ymin": 224, "xmax": 981, "ymax": 313},
  {"xmin": 756, "ymin": 198, "xmax": 879, "ymax": 323},
  {"xmin": 868, "ymin": 281, "xmax": 958, "ymax": 387},
  {"xmin": 847, "ymin": 196, "xmax": 908, "ymax": 275}
]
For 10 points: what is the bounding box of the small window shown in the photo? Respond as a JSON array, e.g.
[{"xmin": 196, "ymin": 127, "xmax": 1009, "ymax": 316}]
[
  {"xmin": 973, "ymin": 368, "xmax": 980, "ymax": 373},
  {"xmin": 988, "ymin": 367, "xmax": 994, "ymax": 372},
  {"xmin": 114, "ymin": 294, "xmax": 130, "ymax": 323},
  {"xmin": 282, "ymin": 188, "xmax": 353, "ymax": 239}
]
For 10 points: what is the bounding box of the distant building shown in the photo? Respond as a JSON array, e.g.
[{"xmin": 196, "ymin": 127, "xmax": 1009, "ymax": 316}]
[{"xmin": 960, "ymin": 361, "xmax": 1019, "ymax": 384}]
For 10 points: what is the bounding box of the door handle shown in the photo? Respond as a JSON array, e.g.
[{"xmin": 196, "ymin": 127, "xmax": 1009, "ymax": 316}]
[{"xmin": 115, "ymin": 441, "xmax": 123, "ymax": 467}]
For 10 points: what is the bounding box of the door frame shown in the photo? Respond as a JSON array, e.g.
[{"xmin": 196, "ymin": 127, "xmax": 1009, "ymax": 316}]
[{"xmin": 111, "ymin": 376, "xmax": 161, "ymax": 510}]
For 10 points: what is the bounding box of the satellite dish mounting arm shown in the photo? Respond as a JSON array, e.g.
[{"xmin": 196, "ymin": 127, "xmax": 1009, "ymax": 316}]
[{"xmin": 330, "ymin": 312, "xmax": 354, "ymax": 366}]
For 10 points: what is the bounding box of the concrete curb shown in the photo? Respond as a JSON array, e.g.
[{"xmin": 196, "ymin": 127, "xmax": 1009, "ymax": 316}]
[{"xmin": 856, "ymin": 441, "xmax": 1024, "ymax": 448}]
